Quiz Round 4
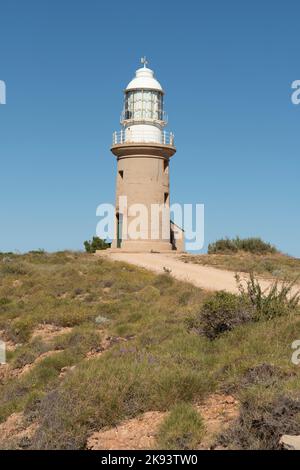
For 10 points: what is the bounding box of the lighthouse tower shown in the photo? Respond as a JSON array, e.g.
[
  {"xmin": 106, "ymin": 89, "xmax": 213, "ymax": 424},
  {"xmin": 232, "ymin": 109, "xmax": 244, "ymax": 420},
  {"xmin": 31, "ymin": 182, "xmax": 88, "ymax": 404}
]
[{"xmin": 110, "ymin": 59, "xmax": 181, "ymax": 252}]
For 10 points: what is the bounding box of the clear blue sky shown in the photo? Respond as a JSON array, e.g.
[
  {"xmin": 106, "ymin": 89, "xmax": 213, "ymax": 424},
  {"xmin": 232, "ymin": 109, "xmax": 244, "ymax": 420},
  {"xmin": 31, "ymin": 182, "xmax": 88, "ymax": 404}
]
[{"xmin": 0, "ymin": 0, "xmax": 299, "ymax": 256}]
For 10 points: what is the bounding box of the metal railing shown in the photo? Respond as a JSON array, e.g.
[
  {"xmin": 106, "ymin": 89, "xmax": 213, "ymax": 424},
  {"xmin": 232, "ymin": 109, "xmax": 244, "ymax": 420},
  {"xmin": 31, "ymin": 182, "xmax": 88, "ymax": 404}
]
[{"xmin": 112, "ymin": 130, "xmax": 175, "ymax": 146}]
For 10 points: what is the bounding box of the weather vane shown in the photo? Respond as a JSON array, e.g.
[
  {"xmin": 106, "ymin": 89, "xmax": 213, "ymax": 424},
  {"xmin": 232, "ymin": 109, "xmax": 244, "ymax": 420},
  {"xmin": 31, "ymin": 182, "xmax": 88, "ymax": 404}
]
[{"xmin": 141, "ymin": 56, "xmax": 148, "ymax": 68}]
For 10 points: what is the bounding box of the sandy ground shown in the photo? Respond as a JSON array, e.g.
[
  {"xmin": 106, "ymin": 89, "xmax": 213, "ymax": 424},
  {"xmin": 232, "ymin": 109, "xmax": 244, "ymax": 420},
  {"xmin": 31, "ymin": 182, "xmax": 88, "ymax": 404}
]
[
  {"xmin": 87, "ymin": 393, "xmax": 238, "ymax": 450},
  {"xmin": 102, "ymin": 252, "xmax": 299, "ymax": 294}
]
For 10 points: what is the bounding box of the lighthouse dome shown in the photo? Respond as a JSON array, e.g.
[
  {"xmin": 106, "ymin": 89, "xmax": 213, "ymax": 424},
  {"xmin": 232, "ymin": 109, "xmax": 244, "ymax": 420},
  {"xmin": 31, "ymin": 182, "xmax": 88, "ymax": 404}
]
[{"xmin": 126, "ymin": 66, "xmax": 163, "ymax": 92}]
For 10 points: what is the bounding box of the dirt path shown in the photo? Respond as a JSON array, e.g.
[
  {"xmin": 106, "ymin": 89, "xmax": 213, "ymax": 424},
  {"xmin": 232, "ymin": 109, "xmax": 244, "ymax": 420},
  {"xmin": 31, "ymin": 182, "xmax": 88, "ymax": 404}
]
[{"xmin": 103, "ymin": 252, "xmax": 289, "ymax": 294}]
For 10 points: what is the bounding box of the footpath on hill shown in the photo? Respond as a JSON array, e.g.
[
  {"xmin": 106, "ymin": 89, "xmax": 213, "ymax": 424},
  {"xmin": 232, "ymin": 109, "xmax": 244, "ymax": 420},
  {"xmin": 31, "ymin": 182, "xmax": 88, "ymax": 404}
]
[{"xmin": 102, "ymin": 252, "xmax": 299, "ymax": 295}]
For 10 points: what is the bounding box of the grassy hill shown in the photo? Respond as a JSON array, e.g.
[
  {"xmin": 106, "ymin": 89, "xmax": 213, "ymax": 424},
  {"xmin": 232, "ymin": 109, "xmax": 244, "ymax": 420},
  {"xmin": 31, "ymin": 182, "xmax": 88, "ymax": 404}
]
[{"xmin": 0, "ymin": 251, "xmax": 300, "ymax": 449}]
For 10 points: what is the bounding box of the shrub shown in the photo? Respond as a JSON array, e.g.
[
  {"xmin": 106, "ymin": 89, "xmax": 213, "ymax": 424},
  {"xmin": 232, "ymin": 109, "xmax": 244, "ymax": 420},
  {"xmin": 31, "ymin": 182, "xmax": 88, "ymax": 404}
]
[
  {"xmin": 7, "ymin": 316, "xmax": 38, "ymax": 342},
  {"xmin": 153, "ymin": 273, "xmax": 174, "ymax": 291},
  {"xmin": 208, "ymin": 238, "xmax": 238, "ymax": 254},
  {"xmin": 218, "ymin": 395, "xmax": 300, "ymax": 449},
  {"xmin": 11, "ymin": 339, "xmax": 49, "ymax": 369},
  {"xmin": 236, "ymin": 272, "xmax": 300, "ymax": 321},
  {"xmin": 208, "ymin": 237, "xmax": 277, "ymax": 255},
  {"xmin": 199, "ymin": 291, "xmax": 254, "ymax": 339},
  {"xmin": 156, "ymin": 403, "xmax": 204, "ymax": 450},
  {"xmin": 240, "ymin": 363, "xmax": 292, "ymax": 389},
  {"xmin": 84, "ymin": 237, "xmax": 110, "ymax": 253},
  {"xmin": 0, "ymin": 261, "xmax": 30, "ymax": 276},
  {"xmin": 197, "ymin": 274, "xmax": 300, "ymax": 340},
  {"xmin": 136, "ymin": 286, "xmax": 160, "ymax": 302}
]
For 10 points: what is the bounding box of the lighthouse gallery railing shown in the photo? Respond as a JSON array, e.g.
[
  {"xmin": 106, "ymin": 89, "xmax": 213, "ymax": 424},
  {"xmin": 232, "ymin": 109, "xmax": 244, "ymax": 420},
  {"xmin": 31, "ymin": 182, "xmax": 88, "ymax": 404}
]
[{"xmin": 112, "ymin": 130, "xmax": 175, "ymax": 146}]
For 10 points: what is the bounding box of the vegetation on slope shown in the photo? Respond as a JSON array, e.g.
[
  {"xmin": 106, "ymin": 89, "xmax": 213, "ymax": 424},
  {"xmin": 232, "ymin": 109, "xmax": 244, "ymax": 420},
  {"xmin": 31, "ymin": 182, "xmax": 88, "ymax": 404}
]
[
  {"xmin": 156, "ymin": 403, "xmax": 205, "ymax": 450},
  {"xmin": 189, "ymin": 273, "xmax": 299, "ymax": 339},
  {"xmin": 182, "ymin": 252, "xmax": 300, "ymax": 282},
  {"xmin": 0, "ymin": 251, "xmax": 299, "ymax": 449},
  {"xmin": 84, "ymin": 237, "xmax": 110, "ymax": 253},
  {"xmin": 208, "ymin": 237, "xmax": 277, "ymax": 255}
]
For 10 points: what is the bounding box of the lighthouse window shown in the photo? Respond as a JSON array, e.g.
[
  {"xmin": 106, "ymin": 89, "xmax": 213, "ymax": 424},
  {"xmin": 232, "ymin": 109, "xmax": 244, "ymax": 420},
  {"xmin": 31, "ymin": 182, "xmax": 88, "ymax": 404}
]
[
  {"xmin": 124, "ymin": 90, "xmax": 164, "ymax": 122},
  {"xmin": 164, "ymin": 192, "xmax": 169, "ymax": 204},
  {"xmin": 119, "ymin": 170, "xmax": 124, "ymax": 179}
]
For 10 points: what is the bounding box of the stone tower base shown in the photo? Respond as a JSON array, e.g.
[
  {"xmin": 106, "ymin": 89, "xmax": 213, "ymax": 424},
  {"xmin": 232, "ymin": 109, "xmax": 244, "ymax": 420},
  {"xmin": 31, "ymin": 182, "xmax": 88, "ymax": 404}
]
[{"xmin": 106, "ymin": 239, "xmax": 174, "ymax": 253}]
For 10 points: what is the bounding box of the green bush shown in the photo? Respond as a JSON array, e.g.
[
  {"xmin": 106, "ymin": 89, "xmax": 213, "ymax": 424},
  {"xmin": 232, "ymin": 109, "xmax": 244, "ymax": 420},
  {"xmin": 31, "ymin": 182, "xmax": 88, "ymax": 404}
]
[
  {"xmin": 84, "ymin": 237, "xmax": 110, "ymax": 253},
  {"xmin": 199, "ymin": 291, "xmax": 253, "ymax": 339},
  {"xmin": 156, "ymin": 403, "xmax": 204, "ymax": 450},
  {"xmin": 208, "ymin": 237, "xmax": 277, "ymax": 255},
  {"xmin": 197, "ymin": 274, "xmax": 300, "ymax": 340},
  {"xmin": 236, "ymin": 272, "xmax": 300, "ymax": 321},
  {"xmin": 208, "ymin": 238, "xmax": 238, "ymax": 254}
]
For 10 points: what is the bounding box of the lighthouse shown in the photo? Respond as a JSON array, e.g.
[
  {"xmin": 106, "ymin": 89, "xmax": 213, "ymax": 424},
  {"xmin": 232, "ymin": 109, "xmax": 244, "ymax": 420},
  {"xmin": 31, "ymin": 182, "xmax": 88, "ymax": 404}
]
[{"xmin": 110, "ymin": 59, "xmax": 184, "ymax": 252}]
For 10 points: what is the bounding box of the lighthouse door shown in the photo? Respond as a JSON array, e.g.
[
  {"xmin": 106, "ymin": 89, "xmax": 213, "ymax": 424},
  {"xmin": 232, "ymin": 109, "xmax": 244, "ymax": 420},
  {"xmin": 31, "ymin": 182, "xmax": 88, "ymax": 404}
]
[{"xmin": 117, "ymin": 213, "xmax": 123, "ymax": 248}]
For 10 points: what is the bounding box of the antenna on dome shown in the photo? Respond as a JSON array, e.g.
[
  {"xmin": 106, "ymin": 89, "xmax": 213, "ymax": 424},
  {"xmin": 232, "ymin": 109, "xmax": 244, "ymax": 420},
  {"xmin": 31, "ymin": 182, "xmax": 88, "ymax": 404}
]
[{"xmin": 141, "ymin": 56, "xmax": 148, "ymax": 68}]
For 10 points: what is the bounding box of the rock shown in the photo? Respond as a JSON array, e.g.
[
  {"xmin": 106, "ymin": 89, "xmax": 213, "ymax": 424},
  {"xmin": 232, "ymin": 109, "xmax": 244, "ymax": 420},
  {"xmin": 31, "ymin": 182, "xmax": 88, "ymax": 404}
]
[
  {"xmin": 279, "ymin": 435, "xmax": 300, "ymax": 450},
  {"xmin": 59, "ymin": 365, "xmax": 76, "ymax": 378},
  {"xmin": 95, "ymin": 315, "xmax": 110, "ymax": 325}
]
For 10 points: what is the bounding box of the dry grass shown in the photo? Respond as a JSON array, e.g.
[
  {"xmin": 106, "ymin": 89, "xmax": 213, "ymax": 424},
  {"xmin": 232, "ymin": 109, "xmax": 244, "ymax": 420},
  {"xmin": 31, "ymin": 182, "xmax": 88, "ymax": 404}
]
[
  {"xmin": 0, "ymin": 251, "xmax": 299, "ymax": 449},
  {"xmin": 181, "ymin": 252, "xmax": 300, "ymax": 282}
]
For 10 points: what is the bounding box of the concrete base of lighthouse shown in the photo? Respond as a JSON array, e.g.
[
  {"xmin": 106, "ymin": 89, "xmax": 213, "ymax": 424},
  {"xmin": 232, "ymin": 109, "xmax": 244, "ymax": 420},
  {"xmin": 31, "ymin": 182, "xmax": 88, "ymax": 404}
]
[
  {"xmin": 109, "ymin": 239, "xmax": 174, "ymax": 253},
  {"xmin": 109, "ymin": 142, "xmax": 177, "ymax": 254}
]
